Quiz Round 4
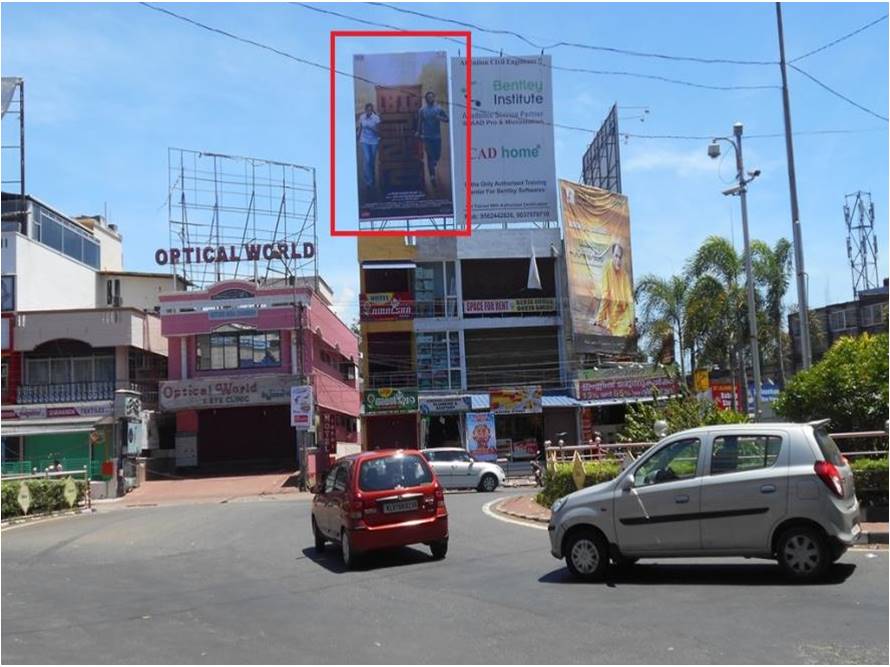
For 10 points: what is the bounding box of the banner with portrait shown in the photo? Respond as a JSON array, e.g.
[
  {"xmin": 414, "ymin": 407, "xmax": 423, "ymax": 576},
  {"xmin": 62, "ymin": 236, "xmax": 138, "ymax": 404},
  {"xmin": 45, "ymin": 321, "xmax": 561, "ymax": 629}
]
[
  {"xmin": 559, "ymin": 180, "xmax": 635, "ymax": 354},
  {"xmin": 353, "ymin": 51, "xmax": 453, "ymax": 221},
  {"xmin": 465, "ymin": 412, "xmax": 497, "ymax": 462}
]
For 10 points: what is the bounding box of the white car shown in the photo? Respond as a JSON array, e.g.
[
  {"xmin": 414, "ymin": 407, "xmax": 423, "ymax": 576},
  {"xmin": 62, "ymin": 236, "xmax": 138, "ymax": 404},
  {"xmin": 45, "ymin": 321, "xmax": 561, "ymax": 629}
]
[
  {"xmin": 422, "ymin": 448, "xmax": 506, "ymax": 492},
  {"xmin": 548, "ymin": 421, "xmax": 860, "ymax": 581}
]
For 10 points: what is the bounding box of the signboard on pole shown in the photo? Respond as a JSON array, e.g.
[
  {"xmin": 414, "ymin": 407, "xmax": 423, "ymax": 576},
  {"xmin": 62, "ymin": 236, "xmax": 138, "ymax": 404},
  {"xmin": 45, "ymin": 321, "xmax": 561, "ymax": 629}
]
[
  {"xmin": 466, "ymin": 412, "xmax": 497, "ymax": 462},
  {"xmin": 560, "ymin": 180, "xmax": 636, "ymax": 354},
  {"xmin": 290, "ymin": 386, "xmax": 314, "ymax": 430},
  {"xmin": 353, "ymin": 51, "xmax": 453, "ymax": 221},
  {"xmin": 451, "ymin": 55, "xmax": 558, "ymax": 226}
]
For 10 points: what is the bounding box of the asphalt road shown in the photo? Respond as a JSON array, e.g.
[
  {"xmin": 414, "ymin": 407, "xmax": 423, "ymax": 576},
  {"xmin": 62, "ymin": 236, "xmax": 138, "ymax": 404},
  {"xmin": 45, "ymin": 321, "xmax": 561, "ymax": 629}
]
[{"xmin": 2, "ymin": 491, "xmax": 887, "ymax": 664}]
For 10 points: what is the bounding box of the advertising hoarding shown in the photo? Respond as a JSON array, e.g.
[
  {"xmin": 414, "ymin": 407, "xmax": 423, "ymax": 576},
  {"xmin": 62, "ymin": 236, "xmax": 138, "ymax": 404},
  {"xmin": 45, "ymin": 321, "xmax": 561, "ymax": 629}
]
[
  {"xmin": 451, "ymin": 55, "xmax": 558, "ymax": 225},
  {"xmin": 290, "ymin": 385, "xmax": 314, "ymax": 430},
  {"xmin": 353, "ymin": 51, "xmax": 453, "ymax": 221},
  {"xmin": 560, "ymin": 180, "xmax": 635, "ymax": 353},
  {"xmin": 489, "ymin": 385, "xmax": 543, "ymax": 414},
  {"xmin": 359, "ymin": 292, "xmax": 414, "ymax": 321},
  {"xmin": 462, "ymin": 297, "xmax": 556, "ymax": 315},
  {"xmin": 466, "ymin": 411, "xmax": 497, "ymax": 462},
  {"xmin": 581, "ymin": 104, "xmax": 622, "ymax": 193},
  {"xmin": 159, "ymin": 376, "xmax": 294, "ymax": 411}
]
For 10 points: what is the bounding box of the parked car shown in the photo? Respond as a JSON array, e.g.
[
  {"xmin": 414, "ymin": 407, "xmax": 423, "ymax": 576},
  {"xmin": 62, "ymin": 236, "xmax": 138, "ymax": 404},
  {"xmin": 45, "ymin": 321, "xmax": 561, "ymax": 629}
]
[
  {"xmin": 421, "ymin": 447, "xmax": 506, "ymax": 492},
  {"xmin": 312, "ymin": 450, "xmax": 449, "ymax": 568},
  {"xmin": 548, "ymin": 421, "xmax": 860, "ymax": 581}
]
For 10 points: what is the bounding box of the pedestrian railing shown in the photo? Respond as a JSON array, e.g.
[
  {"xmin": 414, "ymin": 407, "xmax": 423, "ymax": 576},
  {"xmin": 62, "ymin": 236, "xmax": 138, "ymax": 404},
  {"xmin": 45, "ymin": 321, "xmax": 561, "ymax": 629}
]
[{"xmin": 2, "ymin": 466, "xmax": 93, "ymax": 514}]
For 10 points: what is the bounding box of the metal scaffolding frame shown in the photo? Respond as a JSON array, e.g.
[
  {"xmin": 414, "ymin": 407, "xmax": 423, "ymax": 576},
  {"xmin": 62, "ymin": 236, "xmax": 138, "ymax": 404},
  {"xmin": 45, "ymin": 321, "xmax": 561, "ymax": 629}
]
[{"xmin": 844, "ymin": 190, "xmax": 879, "ymax": 298}]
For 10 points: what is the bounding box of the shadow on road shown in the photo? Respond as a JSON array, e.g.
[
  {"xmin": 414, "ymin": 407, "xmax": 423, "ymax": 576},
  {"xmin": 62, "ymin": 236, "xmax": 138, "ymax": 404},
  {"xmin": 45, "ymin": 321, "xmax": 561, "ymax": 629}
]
[
  {"xmin": 300, "ymin": 545, "xmax": 435, "ymax": 573},
  {"xmin": 538, "ymin": 561, "xmax": 857, "ymax": 586}
]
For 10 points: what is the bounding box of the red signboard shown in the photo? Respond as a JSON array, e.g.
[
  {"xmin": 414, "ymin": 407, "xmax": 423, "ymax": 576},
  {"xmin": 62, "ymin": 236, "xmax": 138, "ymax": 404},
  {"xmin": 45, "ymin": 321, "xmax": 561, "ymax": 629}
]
[
  {"xmin": 359, "ymin": 292, "xmax": 414, "ymax": 321},
  {"xmin": 710, "ymin": 382, "xmax": 744, "ymax": 412},
  {"xmin": 576, "ymin": 376, "xmax": 679, "ymax": 401}
]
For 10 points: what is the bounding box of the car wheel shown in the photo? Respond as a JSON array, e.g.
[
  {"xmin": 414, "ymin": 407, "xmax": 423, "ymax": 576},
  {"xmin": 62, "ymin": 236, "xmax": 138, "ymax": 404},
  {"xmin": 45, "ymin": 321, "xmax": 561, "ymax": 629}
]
[
  {"xmin": 478, "ymin": 473, "xmax": 498, "ymax": 493},
  {"xmin": 430, "ymin": 539, "xmax": 448, "ymax": 560},
  {"xmin": 565, "ymin": 529, "xmax": 609, "ymax": 581},
  {"xmin": 340, "ymin": 529, "xmax": 357, "ymax": 570},
  {"xmin": 777, "ymin": 526, "xmax": 829, "ymax": 581},
  {"xmin": 312, "ymin": 517, "xmax": 326, "ymax": 553}
]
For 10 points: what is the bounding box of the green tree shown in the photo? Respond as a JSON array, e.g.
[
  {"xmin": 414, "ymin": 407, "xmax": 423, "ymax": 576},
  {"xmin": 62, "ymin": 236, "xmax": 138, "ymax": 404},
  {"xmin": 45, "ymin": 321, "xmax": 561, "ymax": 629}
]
[
  {"xmin": 620, "ymin": 391, "xmax": 748, "ymax": 443},
  {"xmin": 635, "ymin": 274, "xmax": 690, "ymax": 379},
  {"xmin": 773, "ymin": 332, "xmax": 889, "ymax": 432},
  {"xmin": 752, "ymin": 238, "xmax": 793, "ymax": 385}
]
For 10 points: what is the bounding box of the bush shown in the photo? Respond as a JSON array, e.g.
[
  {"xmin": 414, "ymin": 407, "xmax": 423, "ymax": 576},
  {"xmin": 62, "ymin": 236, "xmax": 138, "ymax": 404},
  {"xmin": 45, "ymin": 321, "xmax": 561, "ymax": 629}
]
[
  {"xmin": 536, "ymin": 459, "xmax": 621, "ymax": 508},
  {"xmin": 1, "ymin": 479, "xmax": 87, "ymax": 519},
  {"xmin": 621, "ymin": 391, "xmax": 748, "ymax": 443},
  {"xmin": 851, "ymin": 457, "xmax": 889, "ymax": 507}
]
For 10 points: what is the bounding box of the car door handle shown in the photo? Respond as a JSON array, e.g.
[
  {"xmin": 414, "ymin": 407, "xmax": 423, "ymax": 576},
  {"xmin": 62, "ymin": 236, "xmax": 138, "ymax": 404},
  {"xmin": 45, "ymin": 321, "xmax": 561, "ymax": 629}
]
[
  {"xmin": 760, "ymin": 484, "xmax": 777, "ymax": 494},
  {"xmin": 674, "ymin": 494, "xmax": 690, "ymax": 504}
]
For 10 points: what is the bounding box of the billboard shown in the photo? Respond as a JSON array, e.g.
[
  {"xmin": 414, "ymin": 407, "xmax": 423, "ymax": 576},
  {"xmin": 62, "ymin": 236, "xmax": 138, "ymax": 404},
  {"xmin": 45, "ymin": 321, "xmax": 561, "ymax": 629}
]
[
  {"xmin": 465, "ymin": 412, "xmax": 497, "ymax": 462},
  {"xmin": 489, "ymin": 385, "xmax": 543, "ymax": 414},
  {"xmin": 451, "ymin": 55, "xmax": 558, "ymax": 225},
  {"xmin": 353, "ymin": 52, "xmax": 453, "ymax": 221},
  {"xmin": 560, "ymin": 180, "xmax": 635, "ymax": 353},
  {"xmin": 581, "ymin": 104, "xmax": 622, "ymax": 193}
]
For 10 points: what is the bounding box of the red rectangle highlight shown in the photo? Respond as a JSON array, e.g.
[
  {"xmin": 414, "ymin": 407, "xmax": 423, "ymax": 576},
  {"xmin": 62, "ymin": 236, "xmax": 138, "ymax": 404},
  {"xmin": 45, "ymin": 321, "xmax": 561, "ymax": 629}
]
[{"xmin": 330, "ymin": 30, "xmax": 472, "ymax": 237}]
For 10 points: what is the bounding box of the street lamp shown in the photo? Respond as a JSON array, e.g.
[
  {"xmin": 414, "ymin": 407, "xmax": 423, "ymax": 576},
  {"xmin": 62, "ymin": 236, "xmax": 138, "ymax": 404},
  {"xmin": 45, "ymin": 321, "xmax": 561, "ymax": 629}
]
[{"xmin": 708, "ymin": 122, "xmax": 763, "ymax": 420}]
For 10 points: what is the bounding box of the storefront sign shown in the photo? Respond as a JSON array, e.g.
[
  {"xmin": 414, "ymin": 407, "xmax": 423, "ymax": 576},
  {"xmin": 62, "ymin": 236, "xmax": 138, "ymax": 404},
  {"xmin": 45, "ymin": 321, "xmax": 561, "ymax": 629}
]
[
  {"xmin": 360, "ymin": 292, "xmax": 414, "ymax": 321},
  {"xmin": 159, "ymin": 375, "xmax": 295, "ymax": 411},
  {"xmin": 154, "ymin": 242, "xmax": 315, "ymax": 266},
  {"xmin": 710, "ymin": 382, "xmax": 744, "ymax": 412},
  {"xmin": 1, "ymin": 402, "xmax": 113, "ymax": 421},
  {"xmin": 363, "ymin": 388, "xmax": 418, "ymax": 414},
  {"xmin": 418, "ymin": 395, "xmax": 473, "ymax": 415},
  {"xmin": 290, "ymin": 385, "xmax": 314, "ymax": 430},
  {"xmin": 466, "ymin": 412, "xmax": 497, "ymax": 462},
  {"xmin": 746, "ymin": 383, "xmax": 781, "ymax": 412},
  {"xmin": 575, "ymin": 376, "xmax": 679, "ymax": 402},
  {"xmin": 463, "ymin": 298, "xmax": 557, "ymax": 315},
  {"xmin": 489, "ymin": 385, "xmax": 542, "ymax": 414},
  {"xmin": 511, "ymin": 438, "xmax": 539, "ymax": 461}
]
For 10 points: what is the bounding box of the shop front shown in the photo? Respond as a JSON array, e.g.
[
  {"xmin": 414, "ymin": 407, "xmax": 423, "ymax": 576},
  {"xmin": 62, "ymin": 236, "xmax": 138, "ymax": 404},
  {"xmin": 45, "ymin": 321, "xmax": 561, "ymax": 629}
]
[
  {"xmin": 362, "ymin": 387, "xmax": 419, "ymax": 450},
  {"xmin": 488, "ymin": 385, "xmax": 544, "ymax": 461},
  {"xmin": 418, "ymin": 394, "xmax": 473, "ymax": 449}
]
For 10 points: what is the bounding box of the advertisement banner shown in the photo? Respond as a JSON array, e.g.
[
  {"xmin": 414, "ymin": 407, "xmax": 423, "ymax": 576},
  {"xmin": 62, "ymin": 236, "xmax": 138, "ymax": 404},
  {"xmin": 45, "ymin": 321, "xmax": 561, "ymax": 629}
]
[
  {"xmin": 575, "ymin": 376, "xmax": 679, "ymax": 402},
  {"xmin": 290, "ymin": 385, "xmax": 314, "ymax": 430},
  {"xmin": 1, "ymin": 402, "xmax": 113, "ymax": 421},
  {"xmin": 746, "ymin": 383, "xmax": 781, "ymax": 413},
  {"xmin": 560, "ymin": 180, "xmax": 635, "ymax": 354},
  {"xmin": 359, "ymin": 292, "xmax": 414, "ymax": 321},
  {"xmin": 710, "ymin": 382, "xmax": 743, "ymax": 412},
  {"xmin": 451, "ymin": 55, "xmax": 558, "ymax": 225},
  {"xmin": 466, "ymin": 412, "xmax": 497, "ymax": 462},
  {"xmin": 462, "ymin": 297, "xmax": 556, "ymax": 315},
  {"xmin": 363, "ymin": 388, "xmax": 418, "ymax": 414},
  {"xmin": 419, "ymin": 395, "xmax": 472, "ymax": 415},
  {"xmin": 159, "ymin": 375, "xmax": 294, "ymax": 411},
  {"xmin": 489, "ymin": 385, "xmax": 543, "ymax": 414},
  {"xmin": 353, "ymin": 51, "xmax": 453, "ymax": 221},
  {"xmin": 511, "ymin": 438, "xmax": 539, "ymax": 461}
]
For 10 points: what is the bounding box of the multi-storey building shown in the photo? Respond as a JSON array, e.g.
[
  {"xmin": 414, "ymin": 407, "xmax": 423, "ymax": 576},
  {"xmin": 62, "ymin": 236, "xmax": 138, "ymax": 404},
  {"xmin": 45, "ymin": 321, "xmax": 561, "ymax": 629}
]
[
  {"xmin": 158, "ymin": 276, "xmax": 360, "ymax": 471},
  {"xmin": 1, "ymin": 193, "xmax": 179, "ymax": 477}
]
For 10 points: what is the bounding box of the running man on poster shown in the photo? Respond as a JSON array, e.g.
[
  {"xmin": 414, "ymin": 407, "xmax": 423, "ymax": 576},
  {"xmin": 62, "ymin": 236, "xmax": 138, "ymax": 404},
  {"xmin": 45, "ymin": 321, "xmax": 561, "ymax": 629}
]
[{"xmin": 353, "ymin": 52, "xmax": 454, "ymax": 220}]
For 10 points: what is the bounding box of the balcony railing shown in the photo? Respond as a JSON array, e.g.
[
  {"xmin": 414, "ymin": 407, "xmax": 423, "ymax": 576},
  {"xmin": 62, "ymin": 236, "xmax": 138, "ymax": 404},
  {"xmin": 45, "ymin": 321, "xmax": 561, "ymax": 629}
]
[
  {"xmin": 16, "ymin": 381, "xmax": 160, "ymax": 406},
  {"xmin": 366, "ymin": 372, "xmax": 416, "ymax": 389},
  {"xmin": 414, "ymin": 297, "xmax": 459, "ymax": 319}
]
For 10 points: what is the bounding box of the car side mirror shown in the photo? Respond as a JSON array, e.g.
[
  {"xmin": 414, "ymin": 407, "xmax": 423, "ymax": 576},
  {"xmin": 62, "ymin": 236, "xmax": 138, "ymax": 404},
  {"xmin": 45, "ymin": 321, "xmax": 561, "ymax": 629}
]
[{"xmin": 620, "ymin": 477, "xmax": 634, "ymax": 493}]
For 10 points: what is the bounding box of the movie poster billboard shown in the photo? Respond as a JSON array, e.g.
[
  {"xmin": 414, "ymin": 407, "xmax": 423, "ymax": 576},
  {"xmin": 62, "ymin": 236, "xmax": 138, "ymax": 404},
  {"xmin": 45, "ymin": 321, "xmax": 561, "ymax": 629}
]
[
  {"xmin": 560, "ymin": 180, "xmax": 635, "ymax": 354},
  {"xmin": 465, "ymin": 412, "xmax": 497, "ymax": 462},
  {"xmin": 451, "ymin": 55, "xmax": 558, "ymax": 225},
  {"xmin": 353, "ymin": 52, "xmax": 453, "ymax": 220}
]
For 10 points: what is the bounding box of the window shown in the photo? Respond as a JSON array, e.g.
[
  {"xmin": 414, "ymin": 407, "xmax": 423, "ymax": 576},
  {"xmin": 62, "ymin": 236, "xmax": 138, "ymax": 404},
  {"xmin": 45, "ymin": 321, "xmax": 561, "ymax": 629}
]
[
  {"xmin": 416, "ymin": 331, "xmax": 461, "ymax": 390},
  {"xmin": 333, "ymin": 464, "xmax": 349, "ymax": 492},
  {"xmin": 415, "ymin": 261, "xmax": 457, "ymax": 317},
  {"xmin": 634, "ymin": 438, "xmax": 701, "ymax": 487},
  {"xmin": 35, "ymin": 208, "xmax": 100, "ymax": 269},
  {"xmin": 813, "ymin": 427, "xmax": 844, "ymax": 466},
  {"xmin": 24, "ymin": 355, "xmax": 113, "ymax": 386},
  {"xmin": 861, "ymin": 302, "xmax": 887, "ymax": 327},
  {"xmin": 829, "ymin": 309, "xmax": 855, "ymax": 331},
  {"xmin": 1, "ymin": 360, "xmax": 7, "ymax": 393},
  {"xmin": 1, "ymin": 276, "xmax": 15, "ymax": 311},
  {"xmin": 324, "ymin": 464, "xmax": 340, "ymax": 493},
  {"xmin": 197, "ymin": 331, "xmax": 281, "ymax": 370},
  {"xmin": 710, "ymin": 435, "xmax": 782, "ymax": 475},
  {"xmin": 41, "ymin": 213, "xmax": 63, "ymax": 252},
  {"xmin": 359, "ymin": 454, "xmax": 432, "ymax": 491},
  {"xmin": 25, "ymin": 359, "xmax": 50, "ymax": 385}
]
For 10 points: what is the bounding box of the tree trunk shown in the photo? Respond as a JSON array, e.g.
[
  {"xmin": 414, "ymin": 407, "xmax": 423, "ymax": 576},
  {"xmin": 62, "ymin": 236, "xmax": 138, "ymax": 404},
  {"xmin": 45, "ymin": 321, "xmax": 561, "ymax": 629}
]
[
  {"xmin": 775, "ymin": 318, "xmax": 787, "ymax": 386},
  {"xmin": 676, "ymin": 319, "xmax": 686, "ymax": 386}
]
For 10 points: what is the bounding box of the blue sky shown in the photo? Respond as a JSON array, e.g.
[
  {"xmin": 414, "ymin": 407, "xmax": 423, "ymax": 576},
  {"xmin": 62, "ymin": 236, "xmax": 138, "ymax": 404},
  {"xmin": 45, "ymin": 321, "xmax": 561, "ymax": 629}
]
[{"xmin": 2, "ymin": 2, "xmax": 887, "ymax": 325}]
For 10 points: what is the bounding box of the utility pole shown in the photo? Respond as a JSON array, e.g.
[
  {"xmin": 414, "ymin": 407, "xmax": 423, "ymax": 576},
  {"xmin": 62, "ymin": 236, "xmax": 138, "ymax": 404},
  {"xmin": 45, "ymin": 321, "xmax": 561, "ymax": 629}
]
[{"xmin": 776, "ymin": 2, "xmax": 813, "ymax": 370}]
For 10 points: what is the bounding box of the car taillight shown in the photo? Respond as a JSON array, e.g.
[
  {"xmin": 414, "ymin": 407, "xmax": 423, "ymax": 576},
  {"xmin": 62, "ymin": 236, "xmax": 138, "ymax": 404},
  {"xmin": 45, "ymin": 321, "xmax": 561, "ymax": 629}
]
[
  {"xmin": 814, "ymin": 461, "xmax": 844, "ymax": 498},
  {"xmin": 349, "ymin": 499, "xmax": 364, "ymax": 520},
  {"xmin": 434, "ymin": 483, "xmax": 444, "ymax": 502}
]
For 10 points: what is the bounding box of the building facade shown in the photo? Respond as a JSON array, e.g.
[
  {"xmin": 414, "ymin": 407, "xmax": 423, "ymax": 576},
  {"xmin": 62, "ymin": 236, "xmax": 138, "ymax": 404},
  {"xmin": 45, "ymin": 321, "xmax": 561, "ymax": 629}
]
[
  {"xmin": 1, "ymin": 193, "xmax": 176, "ymax": 479},
  {"xmin": 158, "ymin": 278, "xmax": 360, "ymax": 470}
]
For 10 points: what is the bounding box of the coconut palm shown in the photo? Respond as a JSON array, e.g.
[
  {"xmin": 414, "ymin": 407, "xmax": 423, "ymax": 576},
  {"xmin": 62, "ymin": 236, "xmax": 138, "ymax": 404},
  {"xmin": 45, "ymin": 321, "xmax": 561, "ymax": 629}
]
[
  {"xmin": 635, "ymin": 274, "xmax": 690, "ymax": 379},
  {"xmin": 751, "ymin": 238, "xmax": 793, "ymax": 385}
]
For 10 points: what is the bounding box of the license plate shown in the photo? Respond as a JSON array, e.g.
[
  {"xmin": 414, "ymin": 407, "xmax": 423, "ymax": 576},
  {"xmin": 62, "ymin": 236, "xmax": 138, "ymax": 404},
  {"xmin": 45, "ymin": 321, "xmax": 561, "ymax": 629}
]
[{"xmin": 382, "ymin": 499, "xmax": 418, "ymax": 514}]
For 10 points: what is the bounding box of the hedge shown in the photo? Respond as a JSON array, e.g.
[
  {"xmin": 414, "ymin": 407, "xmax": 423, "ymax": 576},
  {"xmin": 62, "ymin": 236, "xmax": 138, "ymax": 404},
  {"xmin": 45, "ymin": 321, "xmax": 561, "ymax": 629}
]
[
  {"xmin": 1, "ymin": 479, "xmax": 87, "ymax": 519},
  {"xmin": 534, "ymin": 456, "xmax": 888, "ymax": 510}
]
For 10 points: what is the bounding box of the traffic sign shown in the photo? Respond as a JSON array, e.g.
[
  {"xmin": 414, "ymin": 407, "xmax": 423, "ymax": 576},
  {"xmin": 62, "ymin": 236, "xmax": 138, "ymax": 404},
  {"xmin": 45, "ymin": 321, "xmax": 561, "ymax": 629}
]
[{"xmin": 63, "ymin": 477, "xmax": 78, "ymax": 507}]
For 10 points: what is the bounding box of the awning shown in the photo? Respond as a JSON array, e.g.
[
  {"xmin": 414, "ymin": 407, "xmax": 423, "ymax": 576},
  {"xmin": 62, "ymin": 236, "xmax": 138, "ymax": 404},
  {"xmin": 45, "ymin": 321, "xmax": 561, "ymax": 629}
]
[
  {"xmin": 361, "ymin": 261, "xmax": 416, "ymax": 270},
  {"xmin": 577, "ymin": 393, "xmax": 681, "ymax": 408},
  {"xmin": 542, "ymin": 395, "xmax": 580, "ymax": 408},
  {"xmin": 470, "ymin": 394, "xmax": 490, "ymax": 410},
  {"xmin": 1, "ymin": 416, "xmax": 102, "ymax": 438}
]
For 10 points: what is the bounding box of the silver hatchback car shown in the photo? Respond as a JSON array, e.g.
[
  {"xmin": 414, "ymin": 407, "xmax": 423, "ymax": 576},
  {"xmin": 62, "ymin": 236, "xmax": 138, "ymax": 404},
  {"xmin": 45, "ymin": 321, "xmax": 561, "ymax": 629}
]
[{"xmin": 548, "ymin": 421, "xmax": 861, "ymax": 581}]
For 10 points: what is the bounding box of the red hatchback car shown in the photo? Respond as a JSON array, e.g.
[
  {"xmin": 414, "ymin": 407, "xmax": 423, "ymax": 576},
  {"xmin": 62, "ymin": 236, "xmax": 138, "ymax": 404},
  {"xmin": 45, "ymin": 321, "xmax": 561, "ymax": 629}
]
[{"xmin": 311, "ymin": 449, "xmax": 449, "ymax": 568}]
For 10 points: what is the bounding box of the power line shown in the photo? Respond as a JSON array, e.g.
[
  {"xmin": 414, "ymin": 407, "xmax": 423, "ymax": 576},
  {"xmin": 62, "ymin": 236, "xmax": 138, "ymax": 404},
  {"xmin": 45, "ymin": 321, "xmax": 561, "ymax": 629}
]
[
  {"xmin": 294, "ymin": 2, "xmax": 778, "ymax": 92},
  {"xmin": 790, "ymin": 13, "xmax": 888, "ymax": 63},
  {"xmin": 368, "ymin": 1, "xmax": 778, "ymax": 66},
  {"xmin": 789, "ymin": 63, "xmax": 889, "ymax": 122}
]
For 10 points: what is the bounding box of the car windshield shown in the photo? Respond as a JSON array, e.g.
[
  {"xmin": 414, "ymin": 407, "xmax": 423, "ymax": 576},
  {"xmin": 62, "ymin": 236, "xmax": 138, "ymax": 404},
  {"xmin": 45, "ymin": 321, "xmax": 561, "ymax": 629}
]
[
  {"xmin": 813, "ymin": 427, "xmax": 845, "ymax": 466},
  {"xmin": 359, "ymin": 454, "xmax": 433, "ymax": 491}
]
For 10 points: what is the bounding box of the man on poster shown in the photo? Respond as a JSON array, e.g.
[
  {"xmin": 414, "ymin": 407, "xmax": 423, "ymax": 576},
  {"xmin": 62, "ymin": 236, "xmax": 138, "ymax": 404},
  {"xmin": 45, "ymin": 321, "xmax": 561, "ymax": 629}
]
[
  {"xmin": 356, "ymin": 102, "xmax": 381, "ymax": 196},
  {"xmin": 416, "ymin": 91, "xmax": 449, "ymax": 191}
]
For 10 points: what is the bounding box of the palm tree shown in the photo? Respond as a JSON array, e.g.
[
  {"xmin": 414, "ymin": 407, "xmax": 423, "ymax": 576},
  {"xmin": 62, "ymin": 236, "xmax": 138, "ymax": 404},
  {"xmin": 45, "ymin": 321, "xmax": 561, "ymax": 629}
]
[
  {"xmin": 635, "ymin": 274, "xmax": 689, "ymax": 380},
  {"xmin": 751, "ymin": 238, "xmax": 792, "ymax": 386}
]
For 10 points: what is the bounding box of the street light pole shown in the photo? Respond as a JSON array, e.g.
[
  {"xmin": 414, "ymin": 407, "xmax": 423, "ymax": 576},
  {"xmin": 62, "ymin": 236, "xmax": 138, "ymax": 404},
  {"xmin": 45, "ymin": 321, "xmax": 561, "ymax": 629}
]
[{"xmin": 732, "ymin": 123, "xmax": 763, "ymax": 420}]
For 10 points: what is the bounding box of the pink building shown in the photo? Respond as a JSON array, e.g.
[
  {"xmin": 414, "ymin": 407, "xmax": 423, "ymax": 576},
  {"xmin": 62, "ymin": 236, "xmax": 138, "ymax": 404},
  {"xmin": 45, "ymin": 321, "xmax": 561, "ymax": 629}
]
[{"xmin": 158, "ymin": 278, "xmax": 359, "ymax": 470}]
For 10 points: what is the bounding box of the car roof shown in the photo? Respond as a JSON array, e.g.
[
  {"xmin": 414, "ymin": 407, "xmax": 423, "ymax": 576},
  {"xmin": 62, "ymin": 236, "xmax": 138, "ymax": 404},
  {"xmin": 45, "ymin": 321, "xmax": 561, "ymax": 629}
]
[
  {"xmin": 338, "ymin": 449, "xmax": 428, "ymax": 463},
  {"xmin": 422, "ymin": 447, "xmax": 465, "ymax": 452},
  {"xmin": 669, "ymin": 422, "xmax": 812, "ymax": 437}
]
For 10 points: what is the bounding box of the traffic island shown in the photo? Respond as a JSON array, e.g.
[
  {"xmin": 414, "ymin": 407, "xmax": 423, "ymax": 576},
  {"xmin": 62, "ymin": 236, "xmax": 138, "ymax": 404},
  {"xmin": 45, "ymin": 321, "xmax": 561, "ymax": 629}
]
[{"xmin": 493, "ymin": 495, "xmax": 551, "ymax": 524}]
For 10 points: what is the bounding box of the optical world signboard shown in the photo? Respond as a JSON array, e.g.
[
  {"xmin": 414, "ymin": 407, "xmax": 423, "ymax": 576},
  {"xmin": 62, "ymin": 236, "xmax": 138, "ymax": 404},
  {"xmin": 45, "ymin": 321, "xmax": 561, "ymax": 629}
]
[
  {"xmin": 363, "ymin": 388, "xmax": 418, "ymax": 415},
  {"xmin": 160, "ymin": 375, "xmax": 295, "ymax": 411}
]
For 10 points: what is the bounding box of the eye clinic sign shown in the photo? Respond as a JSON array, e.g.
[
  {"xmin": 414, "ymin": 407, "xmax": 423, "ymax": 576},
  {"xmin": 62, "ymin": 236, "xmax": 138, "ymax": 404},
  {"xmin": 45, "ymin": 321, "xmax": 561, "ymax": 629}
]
[
  {"xmin": 155, "ymin": 242, "xmax": 315, "ymax": 266},
  {"xmin": 160, "ymin": 375, "xmax": 295, "ymax": 411}
]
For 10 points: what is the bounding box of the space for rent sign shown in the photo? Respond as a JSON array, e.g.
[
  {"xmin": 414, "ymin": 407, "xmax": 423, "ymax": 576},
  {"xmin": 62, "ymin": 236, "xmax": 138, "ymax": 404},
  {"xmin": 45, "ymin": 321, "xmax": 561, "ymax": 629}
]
[{"xmin": 451, "ymin": 55, "xmax": 558, "ymax": 226}]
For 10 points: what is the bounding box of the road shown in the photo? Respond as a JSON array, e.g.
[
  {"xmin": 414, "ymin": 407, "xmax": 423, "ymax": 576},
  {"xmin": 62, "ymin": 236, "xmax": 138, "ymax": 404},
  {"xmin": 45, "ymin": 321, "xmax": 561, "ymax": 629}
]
[{"xmin": 2, "ymin": 491, "xmax": 887, "ymax": 664}]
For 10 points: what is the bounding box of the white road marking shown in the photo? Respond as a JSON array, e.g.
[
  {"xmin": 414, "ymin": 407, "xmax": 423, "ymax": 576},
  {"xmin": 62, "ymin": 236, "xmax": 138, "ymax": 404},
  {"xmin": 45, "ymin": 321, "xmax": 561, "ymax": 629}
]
[{"xmin": 481, "ymin": 498, "xmax": 548, "ymax": 531}]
